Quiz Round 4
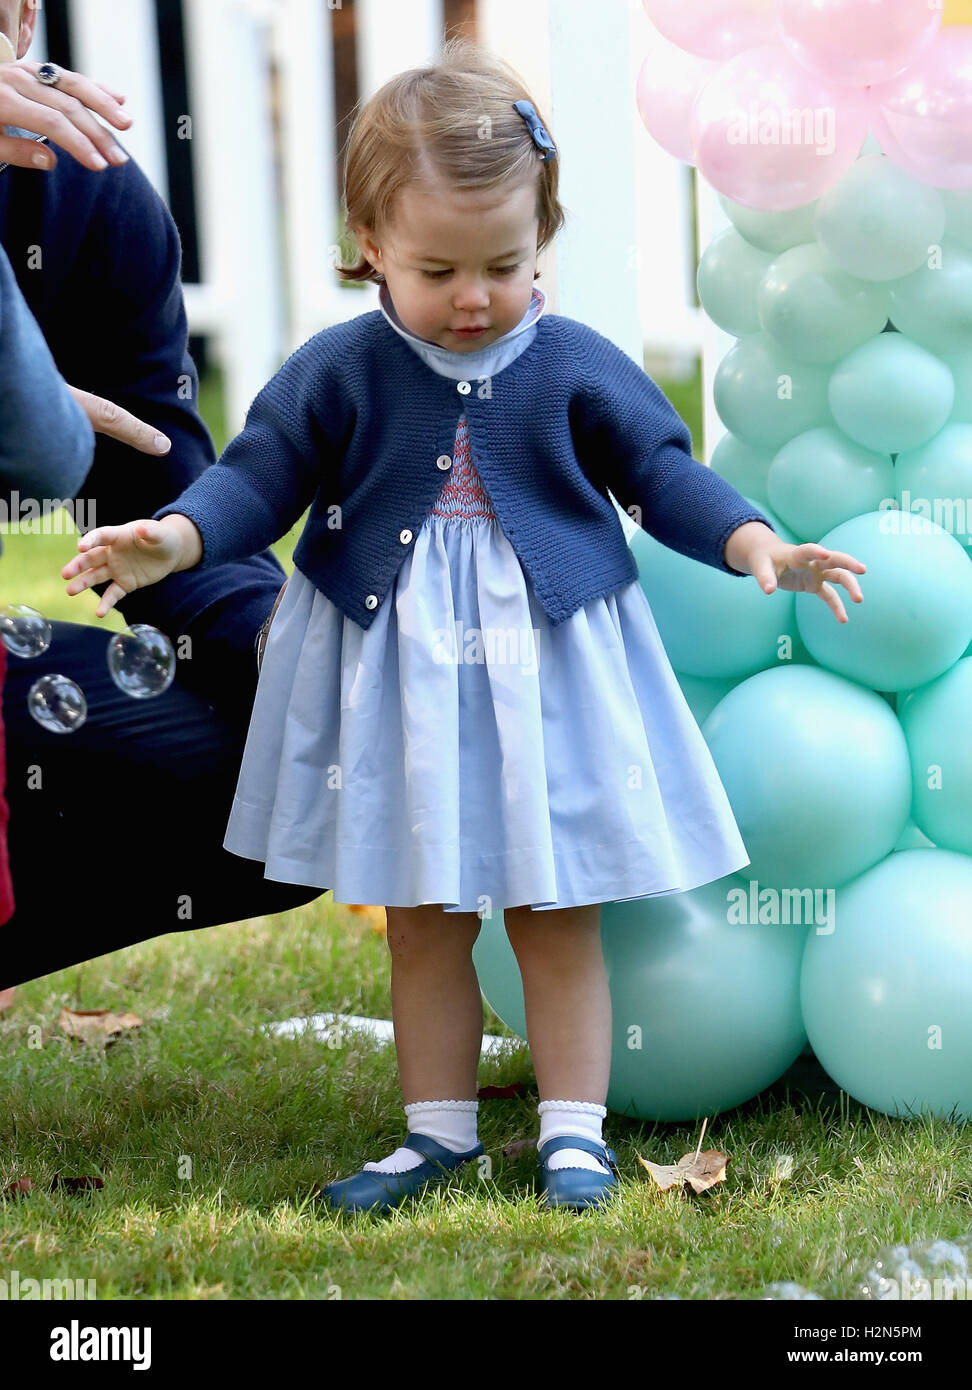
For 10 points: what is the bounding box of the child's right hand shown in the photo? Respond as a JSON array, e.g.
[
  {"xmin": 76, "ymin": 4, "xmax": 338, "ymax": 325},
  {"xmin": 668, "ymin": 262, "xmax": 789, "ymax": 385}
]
[{"xmin": 61, "ymin": 515, "xmax": 202, "ymax": 619}]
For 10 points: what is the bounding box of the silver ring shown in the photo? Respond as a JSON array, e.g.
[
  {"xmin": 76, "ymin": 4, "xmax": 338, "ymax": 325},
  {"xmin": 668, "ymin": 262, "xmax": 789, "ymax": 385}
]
[{"xmin": 35, "ymin": 62, "xmax": 62, "ymax": 87}]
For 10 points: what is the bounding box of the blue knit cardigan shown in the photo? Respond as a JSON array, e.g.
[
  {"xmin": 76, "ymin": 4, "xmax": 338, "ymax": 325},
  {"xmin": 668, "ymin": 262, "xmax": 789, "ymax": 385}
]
[{"xmin": 154, "ymin": 309, "xmax": 775, "ymax": 629}]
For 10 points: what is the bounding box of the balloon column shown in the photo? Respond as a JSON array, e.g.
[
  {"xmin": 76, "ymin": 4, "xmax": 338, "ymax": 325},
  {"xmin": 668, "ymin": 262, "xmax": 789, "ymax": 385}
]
[{"xmin": 477, "ymin": 0, "xmax": 972, "ymax": 1123}]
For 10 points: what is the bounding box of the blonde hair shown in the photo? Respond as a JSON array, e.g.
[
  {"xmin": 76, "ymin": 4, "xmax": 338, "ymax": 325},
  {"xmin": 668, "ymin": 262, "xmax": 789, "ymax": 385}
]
[{"xmin": 338, "ymin": 37, "xmax": 565, "ymax": 285}]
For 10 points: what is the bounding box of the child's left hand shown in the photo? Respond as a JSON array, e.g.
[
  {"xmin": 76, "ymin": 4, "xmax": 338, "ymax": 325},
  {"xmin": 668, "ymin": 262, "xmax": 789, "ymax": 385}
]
[{"xmin": 751, "ymin": 538, "xmax": 866, "ymax": 625}]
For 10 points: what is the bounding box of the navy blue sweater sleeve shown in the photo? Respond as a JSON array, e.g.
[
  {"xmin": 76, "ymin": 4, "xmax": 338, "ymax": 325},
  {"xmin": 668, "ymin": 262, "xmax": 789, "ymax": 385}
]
[
  {"xmin": 47, "ymin": 146, "xmax": 285, "ymax": 672},
  {"xmin": 0, "ymin": 241, "xmax": 93, "ymax": 510},
  {"xmin": 152, "ymin": 336, "xmax": 341, "ymax": 568},
  {"xmin": 573, "ymin": 326, "xmax": 775, "ymax": 575}
]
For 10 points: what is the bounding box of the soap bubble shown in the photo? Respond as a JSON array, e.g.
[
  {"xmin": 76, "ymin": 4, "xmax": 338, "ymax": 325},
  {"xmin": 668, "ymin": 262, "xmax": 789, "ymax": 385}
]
[
  {"xmin": 858, "ymin": 1245, "xmax": 934, "ymax": 1300},
  {"xmin": 760, "ymin": 1281, "xmax": 824, "ymax": 1300},
  {"xmin": 107, "ymin": 624, "xmax": 175, "ymax": 699},
  {"xmin": 0, "ymin": 603, "xmax": 52, "ymax": 658},
  {"xmin": 909, "ymin": 1239, "xmax": 968, "ymax": 1280},
  {"xmin": 28, "ymin": 674, "xmax": 87, "ymax": 734}
]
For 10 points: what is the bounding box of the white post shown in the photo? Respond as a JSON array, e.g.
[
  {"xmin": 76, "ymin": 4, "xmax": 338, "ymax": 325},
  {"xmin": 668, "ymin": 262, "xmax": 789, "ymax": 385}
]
[
  {"xmin": 354, "ymin": 0, "xmax": 443, "ymax": 103},
  {"xmin": 182, "ymin": 0, "xmax": 284, "ymax": 435},
  {"xmin": 69, "ymin": 0, "xmax": 169, "ymax": 202},
  {"xmin": 274, "ymin": 0, "xmax": 365, "ymax": 350},
  {"xmin": 545, "ymin": 0, "xmax": 639, "ymax": 361},
  {"xmin": 26, "ymin": 2, "xmax": 47, "ymax": 60}
]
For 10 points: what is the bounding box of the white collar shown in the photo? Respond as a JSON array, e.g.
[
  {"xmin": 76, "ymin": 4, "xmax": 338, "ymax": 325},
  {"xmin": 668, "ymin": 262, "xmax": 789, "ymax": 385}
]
[{"xmin": 378, "ymin": 283, "xmax": 546, "ymax": 377}]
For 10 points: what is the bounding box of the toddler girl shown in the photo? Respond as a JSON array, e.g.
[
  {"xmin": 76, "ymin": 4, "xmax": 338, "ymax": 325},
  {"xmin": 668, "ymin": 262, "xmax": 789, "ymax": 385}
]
[{"xmin": 61, "ymin": 38, "xmax": 864, "ymax": 1213}]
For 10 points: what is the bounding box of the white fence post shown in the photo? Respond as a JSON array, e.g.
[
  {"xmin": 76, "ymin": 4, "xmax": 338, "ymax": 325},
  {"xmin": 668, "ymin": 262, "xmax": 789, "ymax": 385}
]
[
  {"xmin": 181, "ymin": 0, "xmax": 284, "ymax": 435},
  {"xmin": 274, "ymin": 0, "xmax": 367, "ymax": 350},
  {"xmin": 354, "ymin": 0, "xmax": 443, "ymax": 103},
  {"xmin": 69, "ymin": 0, "xmax": 169, "ymax": 202}
]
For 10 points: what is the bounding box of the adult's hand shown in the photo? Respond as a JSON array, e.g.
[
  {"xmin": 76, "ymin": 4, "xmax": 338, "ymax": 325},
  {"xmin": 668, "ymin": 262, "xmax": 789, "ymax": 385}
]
[
  {"xmin": 67, "ymin": 385, "xmax": 171, "ymax": 456},
  {"xmin": 0, "ymin": 60, "xmax": 132, "ymax": 172}
]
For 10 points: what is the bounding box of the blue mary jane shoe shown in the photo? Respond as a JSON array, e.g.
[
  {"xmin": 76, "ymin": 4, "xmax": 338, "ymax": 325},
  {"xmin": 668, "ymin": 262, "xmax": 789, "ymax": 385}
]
[
  {"xmin": 315, "ymin": 1132, "xmax": 484, "ymax": 1214},
  {"xmin": 537, "ymin": 1135, "xmax": 620, "ymax": 1211}
]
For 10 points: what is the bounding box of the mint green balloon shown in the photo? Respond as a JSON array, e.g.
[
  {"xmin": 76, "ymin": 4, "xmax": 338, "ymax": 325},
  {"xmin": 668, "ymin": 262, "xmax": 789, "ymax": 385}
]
[
  {"xmin": 702, "ymin": 665, "xmax": 911, "ymax": 890},
  {"xmin": 887, "ymin": 242, "xmax": 972, "ymax": 357},
  {"xmin": 673, "ymin": 671, "xmax": 740, "ymax": 726},
  {"xmin": 714, "ymin": 335, "xmax": 833, "ymax": 450},
  {"xmin": 813, "ymin": 156, "xmax": 946, "ymax": 282},
  {"xmin": 709, "ymin": 433, "xmax": 775, "ymax": 506},
  {"xmin": 602, "ymin": 885, "xmax": 807, "ymax": 1122},
  {"xmin": 895, "ymin": 423, "xmax": 972, "ymax": 555},
  {"xmin": 893, "ymin": 819, "xmax": 935, "ymax": 852},
  {"xmin": 629, "ymin": 498, "xmax": 797, "ymax": 679},
  {"xmin": 942, "ymin": 351, "xmax": 972, "ymax": 422},
  {"xmin": 472, "ymin": 910, "xmax": 526, "ymax": 1039},
  {"xmin": 718, "ymin": 194, "xmax": 817, "ymax": 253},
  {"xmin": 801, "ymin": 849, "xmax": 972, "ymax": 1120},
  {"xmin": 474, "ymin": 887, "xmax": 808, "ymax": 1123},
  {"xmin": 675, "ymin": 633, "xmax": 820, "ymax": 725},
  {"xmin": 767, "ymin": 426, "xmax": 895, "ymax": 540},
  {"xmin": 828, "ymin": 335, "xmax": 954, "ymax": 453},
  {"xmin": 898, "ymin": 658, "xmax": 972, "ymax": 855},
  {"xmin": 757, "ymin": 243, "xmax": 891, "ymax": 364},
  {"xmin": 943, "ymin": 189, "xmax": 972, "ymax": 255},
  {"xmin": 796, "ymin": 512, "xmax": 972, "ymax": 691},
  {"xmin": 698, "ymin": 228, "xmax": 773, "ymax": 337}
]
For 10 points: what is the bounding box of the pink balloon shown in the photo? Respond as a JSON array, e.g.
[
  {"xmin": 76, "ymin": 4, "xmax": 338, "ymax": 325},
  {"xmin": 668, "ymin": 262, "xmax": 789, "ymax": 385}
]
[
  {"xmin": 690, "ymin": 44, "xmax": 869, "ymax": 211},
  {"xmin": 636, "ymin": 39, "xmax": 719, "ymax": 163},
  {"xmin": 641, "ymin": 0, "xmax": 777, "ymax": 62},
  {"xmin": 869, "ymin": 29, "xmax": 972, "ymax": 191},
  {"xmin": 776, "ymin": 0, "xmax": 941, "ymax": 89}
]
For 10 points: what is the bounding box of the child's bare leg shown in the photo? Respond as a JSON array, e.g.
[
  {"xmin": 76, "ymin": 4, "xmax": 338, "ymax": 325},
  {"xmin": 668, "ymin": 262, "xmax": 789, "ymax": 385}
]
[
  {"xmin": 503, "ymin": 902, "xmax": 612, "ymax": 1177},
  {"xmin": 502, "ymin": 902, "xmax": 611, "ymax": 1100},
  {"xmin": 385, "ymin": 903, "xmax": 484, "ymax": 1101}
]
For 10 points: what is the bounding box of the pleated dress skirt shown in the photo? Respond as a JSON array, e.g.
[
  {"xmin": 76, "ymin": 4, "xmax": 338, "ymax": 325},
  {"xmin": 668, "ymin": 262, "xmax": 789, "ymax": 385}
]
[{"xmin": 222, "ymin": 434, "xmax": 752, "ymax": 913}]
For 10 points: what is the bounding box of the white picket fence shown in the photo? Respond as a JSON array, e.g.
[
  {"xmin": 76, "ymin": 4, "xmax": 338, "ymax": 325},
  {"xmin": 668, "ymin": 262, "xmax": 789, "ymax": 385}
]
[{"xmin": 34, "ymin": 0, "xmax": 706, "ymax": 443}]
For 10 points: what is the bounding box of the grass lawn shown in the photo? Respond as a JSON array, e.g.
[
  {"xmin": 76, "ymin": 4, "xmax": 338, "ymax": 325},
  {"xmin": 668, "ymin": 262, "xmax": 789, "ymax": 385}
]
[
  {"xmin": 2, "ymin": 902, "xmax": 970, "ymax": 1300},
  {"xmin": 1, "ymin": 368, "xmax": 969, "ymax": 1301}
]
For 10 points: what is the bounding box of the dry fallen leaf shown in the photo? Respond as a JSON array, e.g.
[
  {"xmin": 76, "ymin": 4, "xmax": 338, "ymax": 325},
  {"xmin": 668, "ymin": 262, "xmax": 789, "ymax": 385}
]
[
  {"xmin": 638, "ymin": 1150, "xmax": 729, "ymax": 1194},
  {"xmin": 58, "ymin": 1007, "xmax": 142, "ymax": 1042},
  {"xmin": 50, "ymin": 1174, "xmax": 104, "ymax": 1194},
  {"xmin": 502, "ymin": 1138, "xmax": 537, "ymax": 1159},
  {"xmin": 477, "ymin": 1082, "xmax": 528, "ymax": 1099},
  {"xmin": 4, "ymin": 1177, "xmax": 34, "ymax": 1198},
  {"xmin": 345, "ymin": 904, "xmax": 387, "ymax": 932}
]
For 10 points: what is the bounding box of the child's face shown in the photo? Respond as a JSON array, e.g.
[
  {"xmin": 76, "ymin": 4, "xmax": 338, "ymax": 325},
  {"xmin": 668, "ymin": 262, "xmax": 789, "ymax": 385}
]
[{"xmin": 356, "ymin": 178, "xmax": 540, "ymax": 353}]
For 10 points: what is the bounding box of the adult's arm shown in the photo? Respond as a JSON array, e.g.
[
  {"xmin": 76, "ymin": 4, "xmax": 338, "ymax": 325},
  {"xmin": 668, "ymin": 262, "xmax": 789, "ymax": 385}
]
[
  {"xmin": 1, "ymin": 132, "xmax": 285, "ymax": 704},
  {"xmin": 0, "ymin": 237, "xmax": 93, "ymax": 509}
]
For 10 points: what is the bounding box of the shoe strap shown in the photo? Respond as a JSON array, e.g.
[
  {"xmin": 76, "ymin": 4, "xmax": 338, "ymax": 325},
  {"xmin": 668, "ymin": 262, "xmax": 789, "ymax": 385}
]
[
  {"xmin": 402, "ymin": 1132, "xmax": 474, "ymax": 1163},
  {"xmin": 538, "ymin": 1135, "xmax": 618, "ymax": 1168}
]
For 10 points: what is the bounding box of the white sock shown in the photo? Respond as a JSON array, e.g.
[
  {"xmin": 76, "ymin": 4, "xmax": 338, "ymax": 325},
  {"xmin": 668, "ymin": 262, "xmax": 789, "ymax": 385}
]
[
  {"xmin": 362, "ymin": 1100, "xmax": 480, "ymax": 1174},
  {"xmin": 538, "ymin": 1100, "xmax": 610, "ymax": 1173}
]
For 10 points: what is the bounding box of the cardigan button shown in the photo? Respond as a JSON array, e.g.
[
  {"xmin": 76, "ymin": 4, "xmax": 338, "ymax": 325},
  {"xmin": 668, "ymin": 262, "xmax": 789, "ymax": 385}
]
[
  {"xmin": 364, "ymin": 594, "xmax": 379, "ymax": 610},
  {"xmin": 436, "ymin": 454, "xmax": 452, "ymax": 470},
  {"xmin": 457, "ymin": 380, "xmax": 471, "ymax": 395},
  {"xmin": 399, "ymin": 528, "xmax": 413, "ymax": 545}
]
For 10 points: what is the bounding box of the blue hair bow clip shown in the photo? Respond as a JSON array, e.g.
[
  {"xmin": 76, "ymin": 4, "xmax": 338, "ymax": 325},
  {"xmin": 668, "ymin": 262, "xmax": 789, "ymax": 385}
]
[{"xmin": 513, "ymin": 99, "xmax": 556, "ymax": 162}]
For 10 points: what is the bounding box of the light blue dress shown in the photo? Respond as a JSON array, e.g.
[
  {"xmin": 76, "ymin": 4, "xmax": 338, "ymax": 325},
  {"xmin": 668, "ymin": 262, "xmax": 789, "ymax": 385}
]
[{"xmin": 222, "ymin": 286, "xmax": 751, "ymax": 912}]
